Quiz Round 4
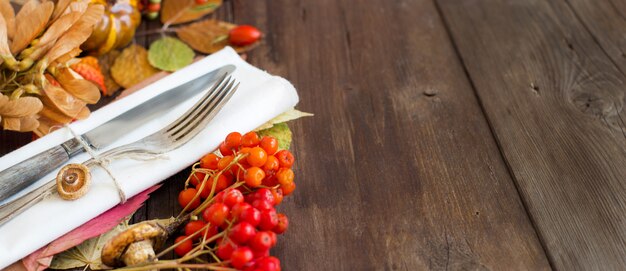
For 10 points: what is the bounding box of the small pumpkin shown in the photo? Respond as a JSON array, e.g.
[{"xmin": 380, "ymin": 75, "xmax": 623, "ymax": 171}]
[{"xmin": 82, "ymin": 0, "xmax": 141, "ymax": 55}]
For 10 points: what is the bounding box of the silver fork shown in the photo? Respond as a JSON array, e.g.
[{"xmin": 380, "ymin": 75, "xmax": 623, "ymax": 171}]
[{"xmin": 0, "ymin": 74, "xmax": 240, "ymax": 226}]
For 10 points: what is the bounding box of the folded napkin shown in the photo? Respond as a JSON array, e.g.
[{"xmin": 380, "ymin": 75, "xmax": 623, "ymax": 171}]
[{"xmin": 0, "ymin": 47, "xmax": 299, "ymax": 268}]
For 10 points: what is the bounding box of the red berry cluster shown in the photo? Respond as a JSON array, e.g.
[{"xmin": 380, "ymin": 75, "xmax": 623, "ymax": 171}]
[{"xmin": 174, "ymin": 131, "xmax": 296, "ymax": 271}]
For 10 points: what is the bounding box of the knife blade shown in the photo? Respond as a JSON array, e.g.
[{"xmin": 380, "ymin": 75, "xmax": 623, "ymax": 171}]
[{"xmin": 0, "ymin": 64, "xmax": 236, "ymax": 203}]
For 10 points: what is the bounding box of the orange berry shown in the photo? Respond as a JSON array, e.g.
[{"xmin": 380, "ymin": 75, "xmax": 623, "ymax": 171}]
[
  {"xmin": 260, "ymin": 136, "xmax": 278, "ymax": 155},
  {"xmin": 200, "ymin": 153, "xmax": 220, "ymax": 169},
  {"xmin": 276, "ymin": 168, "xmax": 294, "ymax": 187},
  {"xmin": 244, "ymin": 167, "xmax": 265, "ymax": 188},
  {"xmin": 218, "ymin": 155, "xmax": 234, "ymax": 171},
  {"xmin": 242, "ymin": 131, "xmax": 260, "ymax": 147},
  {"xmin": 247, "ymin": 147, "xmax": 267, "ymax": 167},
  {"xmin": 281, "ymin": 181, "xmax": 296, "ymax": 196}
]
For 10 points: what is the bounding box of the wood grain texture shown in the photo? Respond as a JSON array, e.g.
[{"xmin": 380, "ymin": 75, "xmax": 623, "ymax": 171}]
[
  {"xmin": 1, "ymin": 0, "xmax": 554, "ymax": 269},
  {"xmin": 436, "ymin": 0, "xmax": 626, "ymax": 269},
  {"xmin": 229, "ymin": 0, "xmax": 549, "ymax": 269}
]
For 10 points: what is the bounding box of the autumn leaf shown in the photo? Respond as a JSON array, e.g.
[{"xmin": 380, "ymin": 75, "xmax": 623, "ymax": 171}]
[
  {"xmin": 10, "ymin": 0, "xmax": 54, "ymax": 54},
  {"xmin": 50, "ymin": 218, "xmax": 175, "ymax": 270},
  {"xmin": 257, "ymin": 123, "xmax": 292, "ymax": 150},
  {"xmin": 160, "ymin": 0, "xmax": 221, "ymax": 26},
  {"xmin": 22, "ymin": 186, "xmax": 161, "ymax": 271},
  {"xmin": 255, "ymin": 108, "xmax": 314, "ymax": 131},
  {"xmin": 98, "ymin": 50, "xmax": 121, "ymax": 95},
  {"xmin": 111, "ymin": 44, "xmax": 158, "ymax": 88},
  {"xmin": 176, "ymin": 19, "xmax": 260, "ymax": 54},
  {"xmin": 148, "ymin": 37, "xmax": 194, "ymax": 72},
  {"xmin": 49, "ymin": 220, "xmax": 129, "ymax": 270},
  {"xmin": 0, "ymin": 0, "xmax": 15, "ymax": 40}
]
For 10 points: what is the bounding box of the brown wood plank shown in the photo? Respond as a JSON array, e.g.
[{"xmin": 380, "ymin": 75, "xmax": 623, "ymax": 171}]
[
  {"xmin": 565, "ymin": 0, "xmax": 626, "ymax": 77},
  {"xmin": 436, "ymin": 0, "xmax": 626, "ymax": 269},
  {"xmin": 229, "ymin": 0, "xmax": 549, "ymax": 269},
  {"xmin": 0, "ymin": 0, "xmax": 551, "ymax": 269}
]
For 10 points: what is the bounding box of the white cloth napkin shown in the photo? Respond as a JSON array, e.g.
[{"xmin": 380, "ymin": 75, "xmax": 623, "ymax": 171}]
[{"xmin": 0, "ymin": 47, "xmax": 299, "ymax": 268}]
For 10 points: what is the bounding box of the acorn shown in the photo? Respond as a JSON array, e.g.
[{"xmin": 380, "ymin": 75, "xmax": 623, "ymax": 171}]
[{"xmin": 56, "ymin": 164, "xmax": 91, "ymax": 200}]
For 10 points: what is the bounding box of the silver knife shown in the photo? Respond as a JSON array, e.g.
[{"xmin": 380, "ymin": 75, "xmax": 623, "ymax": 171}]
[{"xmin": 0, "ymin": 64, "xmax": 236, "ymax": 203}]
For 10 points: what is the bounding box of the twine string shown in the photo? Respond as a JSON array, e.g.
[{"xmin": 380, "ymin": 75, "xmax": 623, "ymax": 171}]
[{"xmin": 65, "ymin": 125, "xmax": 127, "ymax": 203}]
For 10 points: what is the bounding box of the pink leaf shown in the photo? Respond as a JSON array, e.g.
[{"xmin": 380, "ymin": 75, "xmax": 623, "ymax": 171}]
[{"xmin": 20, "ymin": 185, "xmax": 161, "ymax": 271}]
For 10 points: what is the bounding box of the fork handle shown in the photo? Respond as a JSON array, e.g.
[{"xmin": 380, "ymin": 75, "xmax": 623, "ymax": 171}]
[{"xmin": 0, "ymin": 145, "xmax": 71, "ymax": 203}]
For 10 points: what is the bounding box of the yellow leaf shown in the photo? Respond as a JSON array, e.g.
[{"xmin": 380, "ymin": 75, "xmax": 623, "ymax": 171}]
[
  {"xmin": 176, "ymin": 19, "xmax": 260, "ymax": 54},
  {"xmin": 160, "ymin": 0, "xmax": 221, "ymax": 26},
  {"xmin": 110, "ymin": 44, "xmax": 158, "ymax": 88}
]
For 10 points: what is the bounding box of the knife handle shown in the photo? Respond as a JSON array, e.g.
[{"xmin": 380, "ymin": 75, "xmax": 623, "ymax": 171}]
[{"xmin": 0, "ymin": 140, "xmax": 81, "ymax": 203}]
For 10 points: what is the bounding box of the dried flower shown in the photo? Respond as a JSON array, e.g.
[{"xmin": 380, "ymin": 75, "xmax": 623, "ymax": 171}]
[{"xmin": 0, "ymin": 0, "xmax": 104, "ymax": 134}]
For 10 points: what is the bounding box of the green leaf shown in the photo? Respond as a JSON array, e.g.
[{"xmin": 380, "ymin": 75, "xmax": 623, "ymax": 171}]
[
  {"xmin": 192, "ymin": 3, "xmax": 219, "ymax": 11},
  {"xmin": 148, "ymin": 37, "xmax": 194, "ymax": 72},
  {"xmin": 257, "ymin": 123, "xmax": 292, "ymax": 150},
  {"xmin": 255, "ymin": 108, "xmax": 313, "ymax": 131},
  {"xmin": 50, "ymin": 221, "xmax": 130, "ymax": 270}
]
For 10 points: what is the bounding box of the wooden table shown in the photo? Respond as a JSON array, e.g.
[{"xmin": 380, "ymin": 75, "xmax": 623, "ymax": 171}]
[{"xmin": 3, "ymin": 0, "xmax": 626, "ymax": 269}]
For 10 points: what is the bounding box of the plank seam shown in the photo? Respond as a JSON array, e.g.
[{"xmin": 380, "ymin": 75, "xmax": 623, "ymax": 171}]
[
  {"xmin": 562, "ymin": 0, "xmax": 626, "ymax": 78},
  {"xmin": 431, "ymin": 1, "xmax": 556, "ymax": 269}
]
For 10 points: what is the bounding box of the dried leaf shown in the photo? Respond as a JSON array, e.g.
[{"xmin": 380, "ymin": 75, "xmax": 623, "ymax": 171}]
[
  {"xmin": 18, "ymin": 115, "xmax": 39, "ymax": 131},
  {"xmin": 44, "ymin": 4, "xmax": 104, "ymax": 64},
  {"xmin": 51, "ymin": 0, "xmax": 72, "ymax": 22},
  {"xmin": 41, "ymin": 83, "xmax": 86, "ymax": 119},
  {"xmin": 23, "ymin": 186, "xmax": 161, "ymax": 271},
  {"xmin": 10, "ymin": 0, "xmax": 54, "ymax": 54},
  {"xmin": 255, "ymin": 108, "xmax": 314, "ymax": 131},
  {"xmin": 176, "ymin": 19, "xmax": 231, "ymax": 54},
  {"xmin": 0, "ymin": 0, "xmax": 15, "ymax": 40},
  {"xmin": 37, "ymin": 11, "xmax": 84, "ymax": 49},
  {"xmin": 50, "ymin": 221, "xmax": 128, "ymax": 270},
  {"xmin": 1, "ymin": 115, "xmax": 39, "ymax": 132},
  {"xmin": 0, "ymin": 7, "xmax": 14, "ymax": 65},
  {"xmin": 33, "ymin": 116, "xmax": 59, "ymax": 137},
  {"xmin": 147, "ymin": 36, "xmax": 194, "ymax": 72},
  {"xmin": 70, "ymin": 57, "xmax": 107, "ymax": 93},
  {"xmin": 98, "ymin": 50, "xmax": 121, "ymax": 95},
  {"xmin": 39, "ymin": 105, "xmax": 73, "ymax": 124},
  {"xmin": 2, "ymin": 116, "xmax": 20, "ymax": 130},
  {"xmin": 0, "ymin": 96, "xmax": 43, "ymax": 117},
  {"xmin": 111, "ymin": 44, "xmax": 158, "ymax": 88},
  {"xmin": 176, "ymin": 19, "xmax": 259, "ymax": 54},
  {"xmin": 50, "ymin": 48, "xmax": 82, "ymax": 66},
  {"xmin": 257, "ymin": 123, "xmax": 292, "ymax": 150},
  {"xmin": 160, "ymin": 0, "xmax": 221, "ymax": 26},
  {"xmin": 54, "ymin": 67, "xmax": 101, "ymax": 104},
  {"xmin": 51, "ymin": 217, "xmax": 176, "ymax": 270}
]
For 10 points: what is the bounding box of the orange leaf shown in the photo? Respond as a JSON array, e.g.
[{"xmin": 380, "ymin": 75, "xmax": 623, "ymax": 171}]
[
  {"xmin": 160, "ymin": 0, "xmax": 221, "ymax": 26},
  {"xmin": 176, "ymin": 19, "xmax": 259, "ymax": 54}
]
